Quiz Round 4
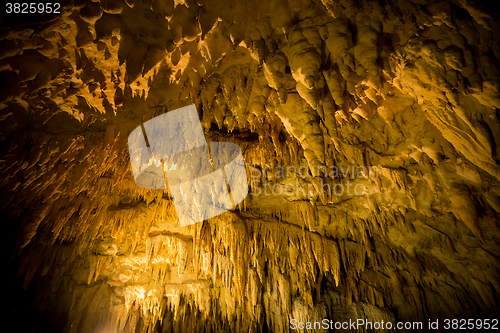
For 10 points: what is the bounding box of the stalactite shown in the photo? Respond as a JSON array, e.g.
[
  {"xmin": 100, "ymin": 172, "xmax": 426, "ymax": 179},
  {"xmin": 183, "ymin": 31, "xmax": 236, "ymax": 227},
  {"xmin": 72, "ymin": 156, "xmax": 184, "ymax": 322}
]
[{"xmin": 1, "ymin": 0, "xmax": 499, "ymax": 332}]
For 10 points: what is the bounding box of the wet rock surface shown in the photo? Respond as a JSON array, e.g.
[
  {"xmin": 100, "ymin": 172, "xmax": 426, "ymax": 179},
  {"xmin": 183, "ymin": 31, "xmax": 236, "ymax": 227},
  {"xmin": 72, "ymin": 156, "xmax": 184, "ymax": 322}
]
[{"xmin": 1, "ymin": 0, "xmax": 499, "ymax": 332}]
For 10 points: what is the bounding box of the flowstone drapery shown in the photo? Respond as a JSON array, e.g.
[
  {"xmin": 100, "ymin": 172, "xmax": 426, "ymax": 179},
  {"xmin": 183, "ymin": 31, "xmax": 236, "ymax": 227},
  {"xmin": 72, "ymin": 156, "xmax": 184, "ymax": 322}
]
[{"xmin": 1, "ymin": 0, "xmax": 499, "ymax": 332}]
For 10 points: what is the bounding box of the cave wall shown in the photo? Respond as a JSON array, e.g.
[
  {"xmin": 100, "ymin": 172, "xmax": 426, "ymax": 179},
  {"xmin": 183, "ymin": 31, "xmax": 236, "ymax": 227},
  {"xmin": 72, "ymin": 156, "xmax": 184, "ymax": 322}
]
[{"xmin": 1, "ymin": 0, "xmax": 500, "ymax": 332}]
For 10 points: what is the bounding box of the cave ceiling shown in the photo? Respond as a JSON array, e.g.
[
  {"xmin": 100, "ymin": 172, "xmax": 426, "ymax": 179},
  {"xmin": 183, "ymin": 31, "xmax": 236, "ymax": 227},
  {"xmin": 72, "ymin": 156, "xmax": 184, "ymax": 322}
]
[{"xmin": 1, "ymin": 0, "xmax": 500, "ymax": 332}]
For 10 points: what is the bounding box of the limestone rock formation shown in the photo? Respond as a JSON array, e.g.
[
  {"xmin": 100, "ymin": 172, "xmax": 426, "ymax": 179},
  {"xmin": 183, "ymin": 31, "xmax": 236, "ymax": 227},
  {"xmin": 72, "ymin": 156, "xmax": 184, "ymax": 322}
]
[{"xmin": 1, "ymin": 0, "xmax": 499, "ymax": 332}]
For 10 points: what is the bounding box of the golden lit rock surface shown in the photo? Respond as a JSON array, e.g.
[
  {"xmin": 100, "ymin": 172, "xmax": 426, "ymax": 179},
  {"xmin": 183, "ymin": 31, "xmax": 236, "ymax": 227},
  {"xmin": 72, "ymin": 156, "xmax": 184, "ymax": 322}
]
[{"xmin": 1, "ymin": 0, "xmax": 499, "ymax": 332}]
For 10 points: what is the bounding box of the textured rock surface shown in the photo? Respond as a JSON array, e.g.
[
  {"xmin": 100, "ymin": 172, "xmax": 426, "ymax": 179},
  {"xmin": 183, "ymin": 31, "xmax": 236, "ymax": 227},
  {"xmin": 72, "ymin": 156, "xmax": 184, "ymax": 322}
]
[{"xmin": 1, "ymin": 0, "xmax": 499, "ymax": 332}]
